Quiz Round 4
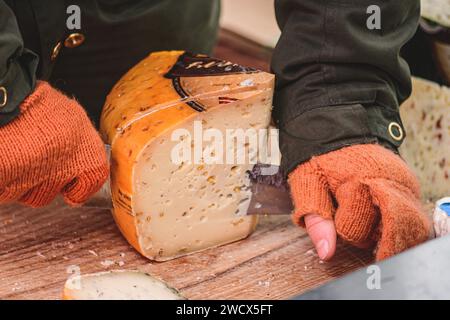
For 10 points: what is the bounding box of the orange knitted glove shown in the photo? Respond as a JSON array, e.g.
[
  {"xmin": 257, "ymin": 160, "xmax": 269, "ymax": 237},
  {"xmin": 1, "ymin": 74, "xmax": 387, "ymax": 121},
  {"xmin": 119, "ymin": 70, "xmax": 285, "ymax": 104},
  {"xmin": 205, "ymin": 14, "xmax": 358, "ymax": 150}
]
[
  {"xmin": 289, "ymin": 144, "xmax": 431, "ymax": 261},
  {"xmin": 0, "ymin": 81, "xmax": 109, "ymax": 207}
]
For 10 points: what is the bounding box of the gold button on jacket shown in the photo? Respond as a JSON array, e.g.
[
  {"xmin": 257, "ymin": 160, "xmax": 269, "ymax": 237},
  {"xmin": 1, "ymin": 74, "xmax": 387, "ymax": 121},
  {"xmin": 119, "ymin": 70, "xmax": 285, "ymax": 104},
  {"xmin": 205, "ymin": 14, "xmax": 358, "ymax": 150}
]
[
  {"xmin": 388, "ymin": 122, "xmax": 404, "ymax": 141},
  {"xmin": 0, "ymin": 87, "xmax": 7, "ymax": 108},
  {"xmin": 51, "ymin": 41, "xmax": 62, "ymax": 61},
  {"xmin": 64, "ymin": 33, "xmax": 85, "ymax": 48}
]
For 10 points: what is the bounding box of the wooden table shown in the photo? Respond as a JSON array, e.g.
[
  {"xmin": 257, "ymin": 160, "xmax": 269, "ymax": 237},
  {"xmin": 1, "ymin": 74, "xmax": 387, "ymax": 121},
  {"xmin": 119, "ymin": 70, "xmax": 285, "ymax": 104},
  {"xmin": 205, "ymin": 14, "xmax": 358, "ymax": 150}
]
[
  {"xmin": 0, "ymin": 202, "xmax": 373, "ymax": 300},
  {"xmin": 0, "ymin": 30, "xmax": 375, "ymax": 300}
]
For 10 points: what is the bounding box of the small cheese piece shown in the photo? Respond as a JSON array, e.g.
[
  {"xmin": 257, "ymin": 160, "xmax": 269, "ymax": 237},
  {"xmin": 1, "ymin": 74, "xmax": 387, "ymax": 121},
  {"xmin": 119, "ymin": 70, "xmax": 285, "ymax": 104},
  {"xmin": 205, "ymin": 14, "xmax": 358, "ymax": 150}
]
[
  {"xmin": 100, "ymin": 51, "xmax": 274, "ymax": 260},
  {"xmin": 63, "ymin": 270, "xmax": 184, "ymax": 300},
  {"xmin": 399, "ymin": 78, "xmax": 450, "ymax": 201}
]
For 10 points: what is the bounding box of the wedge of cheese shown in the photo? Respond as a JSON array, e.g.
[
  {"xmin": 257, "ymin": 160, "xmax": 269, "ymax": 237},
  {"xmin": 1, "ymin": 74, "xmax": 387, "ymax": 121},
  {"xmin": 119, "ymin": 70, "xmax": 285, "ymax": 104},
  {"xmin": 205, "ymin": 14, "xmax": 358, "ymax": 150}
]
[
  {"xmin": 63, "ymin": 270, "xmax": 184, "ymax": 300},
  {"xmin": 100, "ymin": 51, "xmax": 274, "ymax": 261},
  {"xmin": 399, "ymin": 78, "xmax": 450, "ymax": 201}
]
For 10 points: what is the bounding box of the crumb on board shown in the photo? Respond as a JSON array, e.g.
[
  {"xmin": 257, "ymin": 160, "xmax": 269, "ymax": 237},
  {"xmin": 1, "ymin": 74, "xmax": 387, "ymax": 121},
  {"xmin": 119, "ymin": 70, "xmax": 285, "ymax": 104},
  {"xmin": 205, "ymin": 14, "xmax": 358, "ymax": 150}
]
[
  {"xmin": 303, "ymin": 265, "xmax": 313, "ymax": 271},
  {"xmin": 100, "ymin": 258, "xmax": 126, "ymax": 267},
  {"xmin": 101, "ymin": 259, "xmax": 115, "ymax": 267},
  {"xmin": 88, "ymin": 250, "xmax": 98, "ymax": 257},
  {"xmin": 65, "ymin": 242, "xmax": 75, "ymax": 250},
  {"xmin": 305, "ymin": 249, "xmax": 318, "ymax": 257},
  {"xmin": 12, "ymin": 283, "xmax": 21, "ymax": 292},
  {"xmin": 257, "ymin": 280, "xmax": 271, "ymax": 288}
]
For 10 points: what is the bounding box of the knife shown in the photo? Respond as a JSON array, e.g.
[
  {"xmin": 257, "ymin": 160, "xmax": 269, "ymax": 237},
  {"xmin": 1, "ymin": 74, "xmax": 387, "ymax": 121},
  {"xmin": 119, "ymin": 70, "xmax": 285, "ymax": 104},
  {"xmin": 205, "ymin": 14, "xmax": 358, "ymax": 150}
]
[
  {"xmin": 82, "ymin": 172, "xmax": 292, "ymax": 215},
  {"xmin": 80, "ymin": 146, "xmax": 293, "ymax": 215}
]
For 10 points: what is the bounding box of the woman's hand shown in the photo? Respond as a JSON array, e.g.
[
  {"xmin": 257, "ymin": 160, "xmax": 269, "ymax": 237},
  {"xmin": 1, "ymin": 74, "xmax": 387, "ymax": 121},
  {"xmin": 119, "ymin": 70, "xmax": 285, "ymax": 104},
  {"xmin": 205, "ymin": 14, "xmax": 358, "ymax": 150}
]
[
  {"xmin": 288, "ymin": 144, "xmax": 431, "ymax": 261},
  {"xmin": 0, "ymin": 81, "xmax": 109, "ymax": 207}
]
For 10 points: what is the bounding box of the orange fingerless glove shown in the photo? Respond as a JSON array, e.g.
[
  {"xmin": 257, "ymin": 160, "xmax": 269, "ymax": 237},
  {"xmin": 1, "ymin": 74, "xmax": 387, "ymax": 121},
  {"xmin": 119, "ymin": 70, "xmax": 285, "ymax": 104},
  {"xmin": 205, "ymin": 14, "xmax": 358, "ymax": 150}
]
[
  {"xmin": 288, "ymin": 144, "xmax": 431, "ymax": 261},
  {"xmin": 0, "ymin": 81, "xmax": 109, "ymax": 207}
]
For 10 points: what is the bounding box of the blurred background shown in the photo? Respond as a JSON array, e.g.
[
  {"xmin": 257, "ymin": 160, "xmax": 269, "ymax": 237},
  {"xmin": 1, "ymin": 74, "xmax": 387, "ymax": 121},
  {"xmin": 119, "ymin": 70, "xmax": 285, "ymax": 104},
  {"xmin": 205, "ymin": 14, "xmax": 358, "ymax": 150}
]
[
  {"xmin": 214, "ymin": 0, "xmax": 449, "ymax": 86},
  {"xmin": 214, "ymin": 0, "xmax": 277, "ymax": 72}
]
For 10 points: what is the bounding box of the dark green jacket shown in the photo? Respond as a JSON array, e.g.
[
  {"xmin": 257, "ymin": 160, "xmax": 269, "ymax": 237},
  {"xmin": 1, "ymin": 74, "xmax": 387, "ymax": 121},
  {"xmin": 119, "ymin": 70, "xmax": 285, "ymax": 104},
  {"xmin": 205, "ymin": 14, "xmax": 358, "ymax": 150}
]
[
  {"xmin": 271, "ymin": 0, "xmax": 419, "ymax": 174},
  {"xmin": 0, "ymin": 0, "xmax": 419, "ymax": 175},
  {"xmin": 0, "ymin": 0, "xmax": 220, "ymax": 126}
]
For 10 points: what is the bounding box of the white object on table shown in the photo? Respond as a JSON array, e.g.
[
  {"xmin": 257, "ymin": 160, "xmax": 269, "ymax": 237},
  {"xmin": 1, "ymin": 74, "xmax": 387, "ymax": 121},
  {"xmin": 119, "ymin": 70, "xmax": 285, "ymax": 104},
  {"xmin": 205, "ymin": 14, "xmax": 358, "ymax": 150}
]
[{"xmin": 433, "ymin": 197, "xmax": 450, "ymax": 237}]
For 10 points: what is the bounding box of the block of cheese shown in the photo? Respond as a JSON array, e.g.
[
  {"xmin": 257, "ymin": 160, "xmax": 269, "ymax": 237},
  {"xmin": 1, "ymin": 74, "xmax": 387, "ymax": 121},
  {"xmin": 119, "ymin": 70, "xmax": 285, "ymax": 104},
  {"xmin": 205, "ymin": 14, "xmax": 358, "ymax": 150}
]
[
  {"xmin": 399, "ymin": 78, "xmax": 450, "ymax": 201},
  {"xmin": 100, "ymin": 51, "xmax": 274, "ymax": 261},
  {"xmin": 63, "ymin": 270, "xmax": 184, "ymax": 300}
]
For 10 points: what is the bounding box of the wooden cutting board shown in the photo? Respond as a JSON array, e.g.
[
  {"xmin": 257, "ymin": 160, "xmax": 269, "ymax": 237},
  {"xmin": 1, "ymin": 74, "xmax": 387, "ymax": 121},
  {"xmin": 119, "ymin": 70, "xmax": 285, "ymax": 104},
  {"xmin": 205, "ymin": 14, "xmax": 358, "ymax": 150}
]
[
  {"xmin": 0, "ymin": 31, "xmax": 375, "ymax": 300},
  {"xmin": 0, "ymin": 202, "xmax": 373, "ymax": 300}
]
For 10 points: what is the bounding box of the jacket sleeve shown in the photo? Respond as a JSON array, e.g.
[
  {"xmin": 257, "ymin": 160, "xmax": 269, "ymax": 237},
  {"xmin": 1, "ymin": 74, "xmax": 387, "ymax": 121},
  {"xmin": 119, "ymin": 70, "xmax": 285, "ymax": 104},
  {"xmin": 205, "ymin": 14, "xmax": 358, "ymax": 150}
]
[
  {"xmin": 271, "ymin": 0, "xmax": 419, "ymax": 175},
  {"xmin": 0, "ymin": 1, "xmax": 38, "ymax": 126}
]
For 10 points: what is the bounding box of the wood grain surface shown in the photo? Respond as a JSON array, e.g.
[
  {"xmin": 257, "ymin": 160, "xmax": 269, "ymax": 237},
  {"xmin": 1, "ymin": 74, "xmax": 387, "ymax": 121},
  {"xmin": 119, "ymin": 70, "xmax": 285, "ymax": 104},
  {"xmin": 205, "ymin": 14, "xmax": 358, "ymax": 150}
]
[
  {"xmin": 0, "ymin": 30, "xmax": 377, "ymax": 300},
  {"xmin": 0, "ymin": 202, "xmax": 373, "ymax": 300}
]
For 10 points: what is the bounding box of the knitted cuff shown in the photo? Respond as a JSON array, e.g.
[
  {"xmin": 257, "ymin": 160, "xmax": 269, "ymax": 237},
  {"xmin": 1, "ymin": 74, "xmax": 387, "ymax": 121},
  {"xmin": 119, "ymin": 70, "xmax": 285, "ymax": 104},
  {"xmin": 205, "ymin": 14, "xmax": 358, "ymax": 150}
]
[{"xmin": 288, "ymin": 164, "xmax": 335, "ymax": 227}]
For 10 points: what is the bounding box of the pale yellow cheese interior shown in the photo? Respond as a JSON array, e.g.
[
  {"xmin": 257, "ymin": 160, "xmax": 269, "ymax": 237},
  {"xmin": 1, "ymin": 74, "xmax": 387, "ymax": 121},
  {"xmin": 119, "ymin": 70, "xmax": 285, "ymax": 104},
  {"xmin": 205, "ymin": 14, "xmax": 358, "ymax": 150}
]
[{"xmin": 133, "ymin": 91, "xmax": 272, "ymax": 260}]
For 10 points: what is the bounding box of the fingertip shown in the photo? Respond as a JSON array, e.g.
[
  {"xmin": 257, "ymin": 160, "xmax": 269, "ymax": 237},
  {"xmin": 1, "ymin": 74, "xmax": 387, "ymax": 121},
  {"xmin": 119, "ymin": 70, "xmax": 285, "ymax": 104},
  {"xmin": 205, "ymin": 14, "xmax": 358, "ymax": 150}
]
[{"xmin": 305, "ymin": 214, "xmax": 337, "ymax": 261}]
